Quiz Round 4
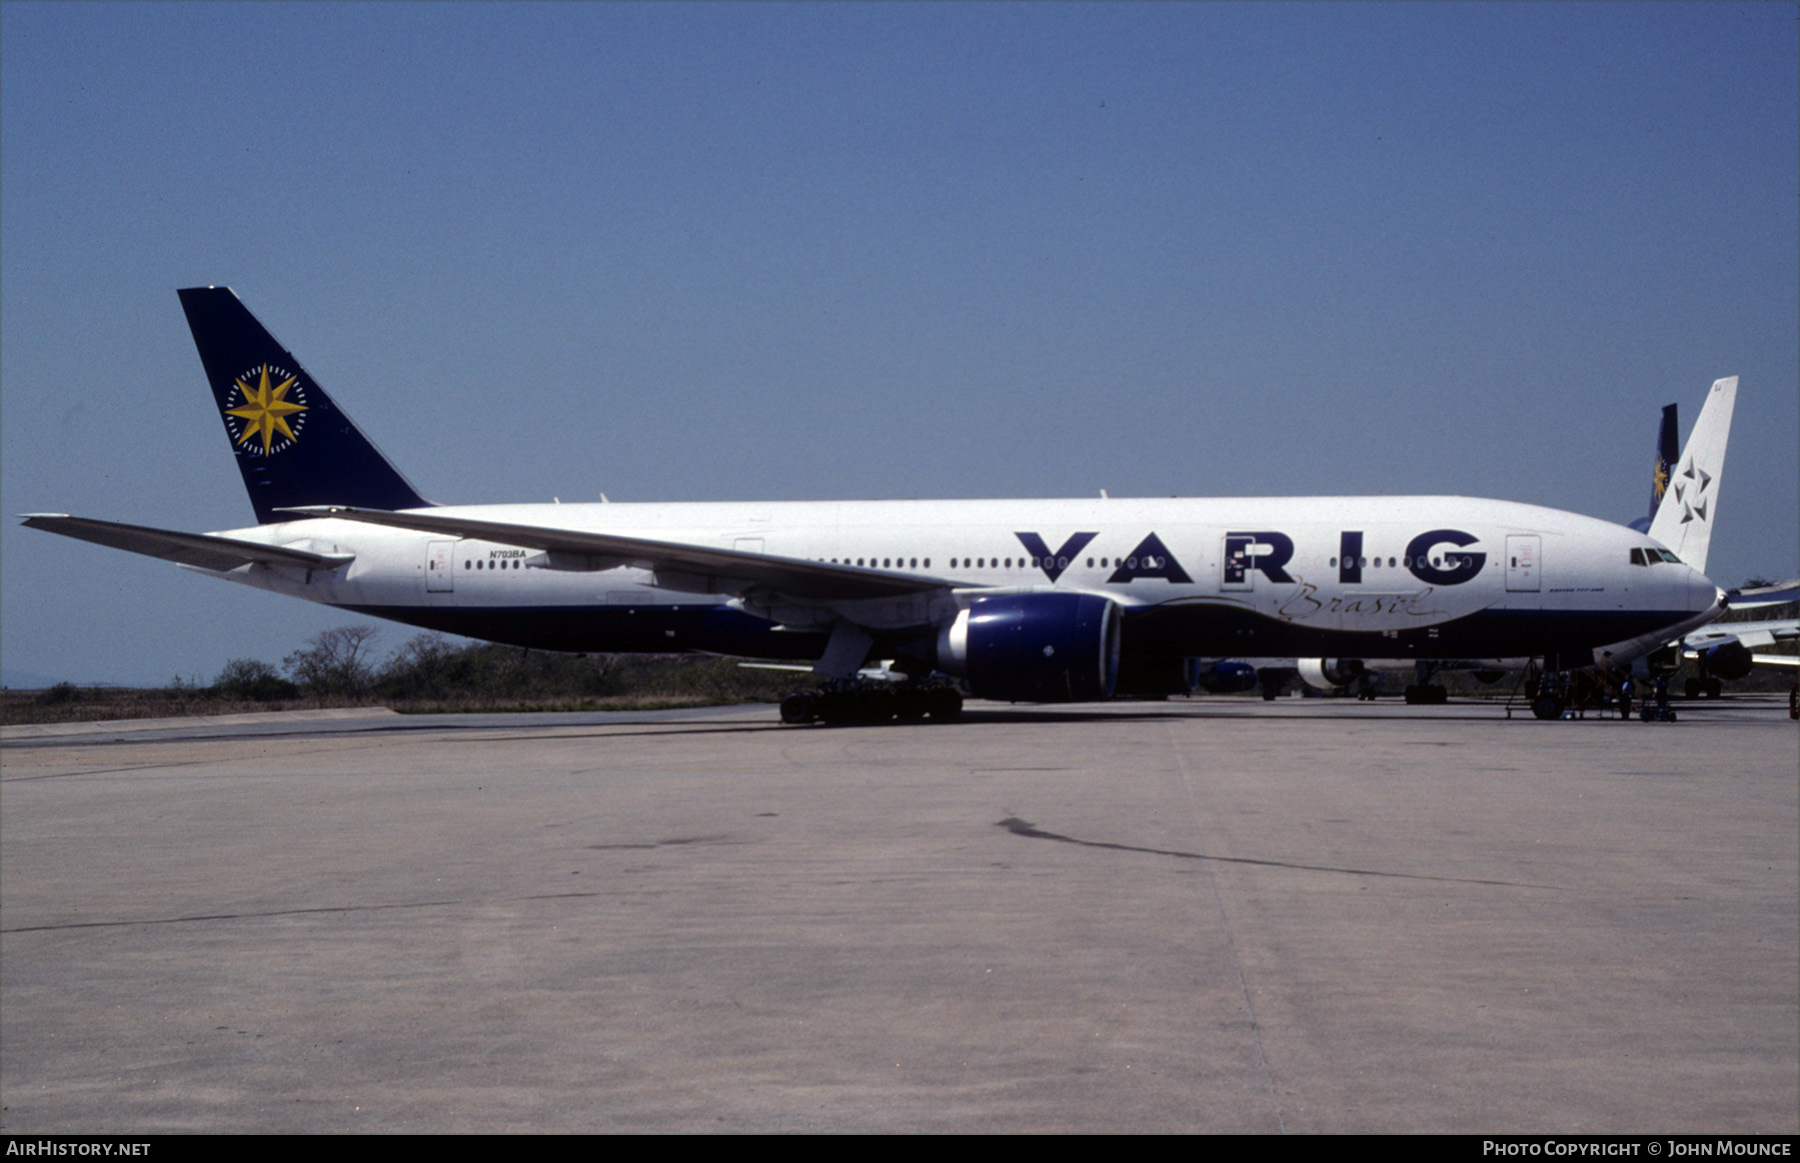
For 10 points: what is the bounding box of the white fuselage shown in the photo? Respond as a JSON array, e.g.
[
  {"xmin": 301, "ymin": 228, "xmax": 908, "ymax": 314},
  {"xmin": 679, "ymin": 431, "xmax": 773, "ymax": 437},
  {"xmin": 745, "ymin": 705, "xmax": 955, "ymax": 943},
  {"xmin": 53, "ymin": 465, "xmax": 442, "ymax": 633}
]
[{"xmin": 196, "ymin": 494, "xmax": 1722, "ymax": 667}]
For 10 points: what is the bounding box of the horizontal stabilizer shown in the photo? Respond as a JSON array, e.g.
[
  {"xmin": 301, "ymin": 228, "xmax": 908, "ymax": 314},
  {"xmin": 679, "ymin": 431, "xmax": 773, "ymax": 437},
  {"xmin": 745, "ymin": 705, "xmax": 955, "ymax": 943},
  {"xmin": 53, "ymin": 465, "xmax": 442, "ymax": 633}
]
[
  {"xmin": 19, "ymin": 514, "xmax": 354, "ymax": 573},
  {"xmin": 278, "ymin": 505, "xmax": 962, "ymax": 600}
]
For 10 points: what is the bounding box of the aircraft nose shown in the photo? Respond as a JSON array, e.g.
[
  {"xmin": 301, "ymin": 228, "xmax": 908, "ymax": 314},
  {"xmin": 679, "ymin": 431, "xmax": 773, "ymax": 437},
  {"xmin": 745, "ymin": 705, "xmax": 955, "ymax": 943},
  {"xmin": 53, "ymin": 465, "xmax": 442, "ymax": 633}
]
[{"xmin": 1689, "ymin": 568, "xmax": 1724, "ymax": 614}]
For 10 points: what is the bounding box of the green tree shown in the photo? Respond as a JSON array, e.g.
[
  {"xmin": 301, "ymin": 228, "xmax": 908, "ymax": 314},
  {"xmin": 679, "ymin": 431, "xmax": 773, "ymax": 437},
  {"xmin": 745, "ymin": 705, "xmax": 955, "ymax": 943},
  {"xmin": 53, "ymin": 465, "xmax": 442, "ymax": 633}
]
[
  {"xmin": 284, "ymin": 626, "xmax": 381, "ymax": 696},
  {"xmin": 214, "ymin": 658, "xmax": 299, "ymax": 701}
]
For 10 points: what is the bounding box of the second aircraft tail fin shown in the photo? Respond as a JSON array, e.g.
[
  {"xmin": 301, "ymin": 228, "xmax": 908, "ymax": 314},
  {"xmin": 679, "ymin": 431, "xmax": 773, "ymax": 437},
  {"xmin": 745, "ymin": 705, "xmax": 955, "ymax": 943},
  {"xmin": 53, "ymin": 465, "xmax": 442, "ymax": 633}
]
[
  {"xmin": 1629, "ymin": 402, "xmax": 1680, "ymax": 533},
  {"xmin": 1646, "ymin": 376, "xmax": 1736, "ymax": 573}
]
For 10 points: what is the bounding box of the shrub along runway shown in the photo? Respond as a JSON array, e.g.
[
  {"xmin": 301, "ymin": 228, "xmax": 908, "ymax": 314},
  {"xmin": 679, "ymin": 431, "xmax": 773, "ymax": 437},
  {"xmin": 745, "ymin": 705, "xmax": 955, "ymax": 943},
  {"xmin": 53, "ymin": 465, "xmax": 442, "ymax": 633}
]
[{"xmin": 2, "ymin": 696, "xmax": 1794, "ymax": 1132}]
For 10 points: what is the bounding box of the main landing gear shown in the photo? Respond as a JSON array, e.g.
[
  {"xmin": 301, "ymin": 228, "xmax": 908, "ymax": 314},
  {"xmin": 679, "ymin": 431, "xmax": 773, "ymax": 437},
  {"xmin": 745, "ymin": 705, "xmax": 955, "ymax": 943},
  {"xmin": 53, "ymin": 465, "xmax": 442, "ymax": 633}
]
[
  {"xmin": 1684, "ymin": 676, "xmax": 1725, "ymax": 700},
  {"xmin": 1403, "ymin": 661, "xmax": 1448, "ymax": 705},
  {"xmin": 779, "ymin": 680, "xmax": 964, "ymax": 726}
]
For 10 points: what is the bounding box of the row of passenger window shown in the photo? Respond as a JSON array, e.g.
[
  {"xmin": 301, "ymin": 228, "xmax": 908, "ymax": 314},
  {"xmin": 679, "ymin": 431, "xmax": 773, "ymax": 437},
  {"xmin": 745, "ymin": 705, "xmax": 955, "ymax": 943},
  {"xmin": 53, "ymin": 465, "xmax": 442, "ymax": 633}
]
[
  {"xmin": 458, "ymin": 549, "xmax": 1491, "ymax": 575},
  {"xmin": 827, "ymin": 557, "xmax": 933, "ymax": 569},
  {"xmin": 821, "ymin": 555, "xmax": 1169, "ymax": 571},
  {"xmin": 822, "ymin": 553, "xmax": 1471, "ymax": 573}
]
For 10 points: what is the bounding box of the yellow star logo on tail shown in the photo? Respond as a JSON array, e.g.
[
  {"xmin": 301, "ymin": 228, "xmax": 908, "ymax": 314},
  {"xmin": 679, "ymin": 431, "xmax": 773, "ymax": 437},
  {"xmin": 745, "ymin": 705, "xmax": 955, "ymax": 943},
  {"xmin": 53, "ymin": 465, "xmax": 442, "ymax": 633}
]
[{"xmin": 226, "ymin": 365, "xmax": 308, "ymax": 455}]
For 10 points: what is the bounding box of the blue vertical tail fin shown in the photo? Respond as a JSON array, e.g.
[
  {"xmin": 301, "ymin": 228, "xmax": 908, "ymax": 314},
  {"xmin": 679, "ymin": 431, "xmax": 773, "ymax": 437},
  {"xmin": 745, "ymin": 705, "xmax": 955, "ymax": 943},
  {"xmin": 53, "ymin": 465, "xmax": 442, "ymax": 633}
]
[
  {"xmin": 1648, "ymin": 402, "xmax": 1679, "ymax": 524},
  {"xmin": 1628, "ymin": 402, "xmax": 1679, "ymax": 533},
  {"xmin": 177, "ymin": 287, "xmax": 432, "ymax": 525}
]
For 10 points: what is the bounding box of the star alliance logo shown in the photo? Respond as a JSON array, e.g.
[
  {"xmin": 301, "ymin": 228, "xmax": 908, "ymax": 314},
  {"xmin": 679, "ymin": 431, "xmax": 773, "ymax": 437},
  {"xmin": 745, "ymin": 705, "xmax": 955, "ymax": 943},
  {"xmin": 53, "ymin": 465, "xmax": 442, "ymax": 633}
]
[
  {"xmin": 224, "ymin": 364, "xmax": 308, "ymax": 456},
  {"xmin": 1672, "ymin": 457, "xmax": 1713, "ymax": 525}
]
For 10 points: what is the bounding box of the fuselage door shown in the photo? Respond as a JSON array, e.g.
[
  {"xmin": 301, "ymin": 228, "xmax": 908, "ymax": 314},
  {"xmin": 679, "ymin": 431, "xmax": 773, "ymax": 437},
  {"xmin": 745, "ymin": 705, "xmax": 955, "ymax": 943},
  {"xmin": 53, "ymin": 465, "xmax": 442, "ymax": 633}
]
[
  {"xmin": 1505, "ymin": 534, "xmax": 1540, "ymax": 592},
  {"xmin": 427, "ymin": 540, "xmax": 456, "ymax": 593}
]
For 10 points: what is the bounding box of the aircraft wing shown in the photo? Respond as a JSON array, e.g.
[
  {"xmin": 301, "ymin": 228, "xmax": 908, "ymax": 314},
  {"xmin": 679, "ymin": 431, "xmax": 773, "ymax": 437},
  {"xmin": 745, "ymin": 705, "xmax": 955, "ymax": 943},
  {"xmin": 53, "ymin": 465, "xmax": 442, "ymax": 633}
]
[
  {"xmin": 1680, "ymin": 618, "xmax": 1799, "ymax": 676},
  {"xmin": 280, "ymin": 505, "xmax": 965, "ymax": 601},
  {"xmin": 1726, "ymin": 579, "xmax": 1799, "ymax": 608},
  {"xmin": 19, "ymin": 514, "xmax": 355, "ymax": 572},
  {"xmin": 1684, "ymin": 620, "xmax": 1798, "ymax": 650}
]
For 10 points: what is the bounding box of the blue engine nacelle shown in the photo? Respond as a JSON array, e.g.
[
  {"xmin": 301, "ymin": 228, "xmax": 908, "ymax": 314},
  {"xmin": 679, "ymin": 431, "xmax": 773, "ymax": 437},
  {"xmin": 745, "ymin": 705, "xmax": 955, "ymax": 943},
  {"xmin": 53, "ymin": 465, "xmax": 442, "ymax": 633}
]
[
  {"xmin": 937, "ymin": 593, "xmax": 1121, "ymax": 702},
  {"xmin": 1696, "ymin": 640, "xmax": 1753, "ymax": 681},
  {"xmin": 1196, "ymin": 660, "xmax": 1258, "ymax": 694}
]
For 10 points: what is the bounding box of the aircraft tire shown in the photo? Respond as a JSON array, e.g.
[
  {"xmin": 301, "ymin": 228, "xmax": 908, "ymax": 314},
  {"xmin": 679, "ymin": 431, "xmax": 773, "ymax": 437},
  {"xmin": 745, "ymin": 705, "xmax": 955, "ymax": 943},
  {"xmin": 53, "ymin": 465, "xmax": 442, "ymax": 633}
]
[
  {"xmin": 1532, "ymin": 695, "xmax": 1564, "ymax": 721},
  {"xmin": 927, "ymin": 688, "xmax": 963, "ymax": 721},
  {"xmin": 894, "ymin": 688, "xmax": 930, "ymax": 722},
  {"xmin": 815, "ymin": 690, "xmax": 856, "ymax": 726},
  {"xmin": 780, "ymin": 692, "xmax": 817, "ymax": 725},
  {"xmin": 856, "ymin": 688, "xmax": 896, "ymax": 725}
]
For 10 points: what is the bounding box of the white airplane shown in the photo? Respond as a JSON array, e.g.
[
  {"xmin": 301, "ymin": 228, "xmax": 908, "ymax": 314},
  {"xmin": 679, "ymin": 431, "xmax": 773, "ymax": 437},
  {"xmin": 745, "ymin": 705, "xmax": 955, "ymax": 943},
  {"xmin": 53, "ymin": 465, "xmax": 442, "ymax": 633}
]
[{"xmin": 21, "ymin": 288, "xmax": 1728, "ymax": 724}]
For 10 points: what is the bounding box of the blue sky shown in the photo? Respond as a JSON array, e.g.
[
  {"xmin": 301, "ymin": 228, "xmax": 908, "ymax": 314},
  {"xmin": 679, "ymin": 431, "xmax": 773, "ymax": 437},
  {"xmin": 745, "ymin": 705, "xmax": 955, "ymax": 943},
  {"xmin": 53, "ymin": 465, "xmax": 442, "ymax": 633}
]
[{"xmin": 3, "ymin": 2, "xmax": 1794, "ymax": 686}]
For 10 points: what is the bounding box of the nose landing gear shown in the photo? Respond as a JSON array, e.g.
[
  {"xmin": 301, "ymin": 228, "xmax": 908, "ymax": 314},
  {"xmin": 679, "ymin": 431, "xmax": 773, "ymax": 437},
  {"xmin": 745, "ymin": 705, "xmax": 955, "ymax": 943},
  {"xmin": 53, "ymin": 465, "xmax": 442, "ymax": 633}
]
[{"xmin": 1518, "ymin": 663, "xmax": 1677, "ymax": 722}]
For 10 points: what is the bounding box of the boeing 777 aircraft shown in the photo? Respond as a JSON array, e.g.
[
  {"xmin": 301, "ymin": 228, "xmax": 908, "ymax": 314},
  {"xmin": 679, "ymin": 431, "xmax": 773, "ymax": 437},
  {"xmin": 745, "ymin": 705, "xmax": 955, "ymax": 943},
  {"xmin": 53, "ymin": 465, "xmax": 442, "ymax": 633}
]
[{"xmin": 22, "ymin": 288, "xmax": 1729, "ymax": 723}]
